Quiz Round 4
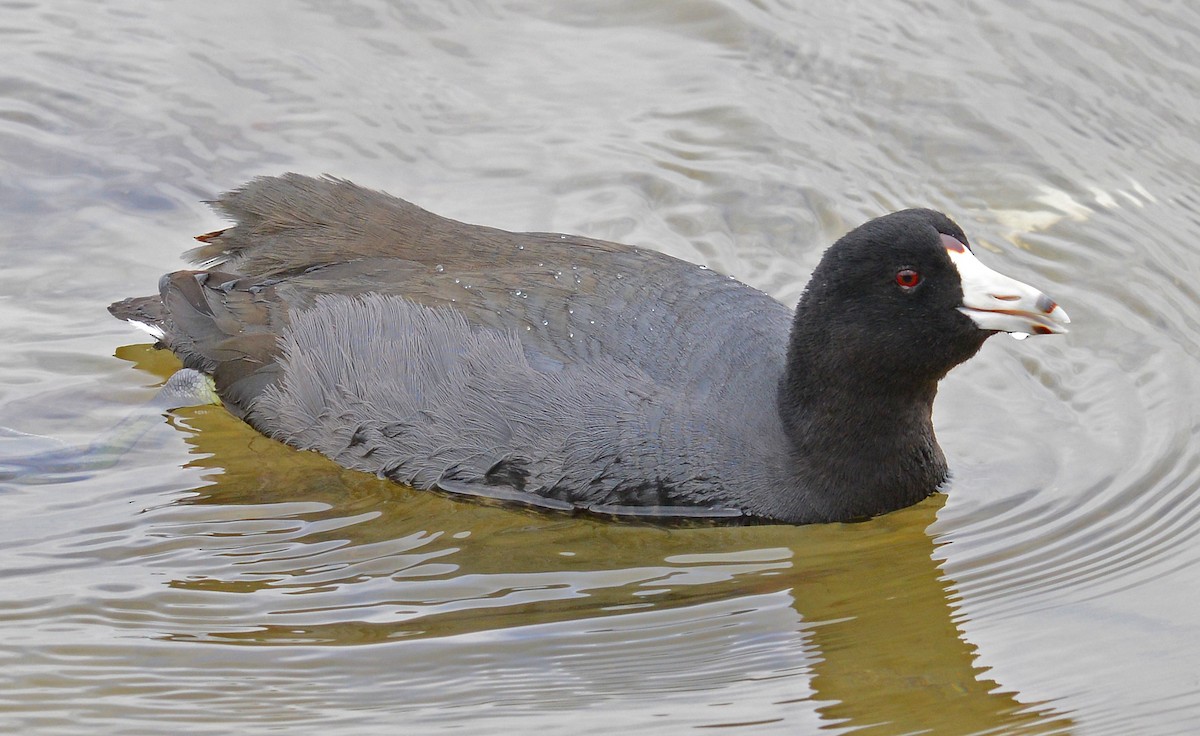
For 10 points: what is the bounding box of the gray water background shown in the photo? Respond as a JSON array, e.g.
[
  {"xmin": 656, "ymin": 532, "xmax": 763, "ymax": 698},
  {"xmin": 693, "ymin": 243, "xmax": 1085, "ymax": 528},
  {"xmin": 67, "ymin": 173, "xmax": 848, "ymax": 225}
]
[{"xmin": 2, "ymin": 1, "xmax": 1199, "ymax": 734}]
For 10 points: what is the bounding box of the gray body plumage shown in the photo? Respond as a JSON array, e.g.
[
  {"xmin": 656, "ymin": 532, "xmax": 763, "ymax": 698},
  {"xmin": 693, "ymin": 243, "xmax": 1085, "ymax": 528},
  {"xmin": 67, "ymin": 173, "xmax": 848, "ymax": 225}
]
[
  {"xmin": 261, "ymin": 293, "xmax": 797, "ymax": 517},
  {"xmin": 113, "ymin": 174, "xmax": 819, "ymax": 521}
]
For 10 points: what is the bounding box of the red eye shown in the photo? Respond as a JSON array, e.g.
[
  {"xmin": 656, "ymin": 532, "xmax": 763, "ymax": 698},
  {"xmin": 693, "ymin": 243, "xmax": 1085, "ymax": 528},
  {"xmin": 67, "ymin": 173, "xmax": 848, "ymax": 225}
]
[{"xmin": 895, "ymin": 269, "xmax": 921, "ymax": 289}]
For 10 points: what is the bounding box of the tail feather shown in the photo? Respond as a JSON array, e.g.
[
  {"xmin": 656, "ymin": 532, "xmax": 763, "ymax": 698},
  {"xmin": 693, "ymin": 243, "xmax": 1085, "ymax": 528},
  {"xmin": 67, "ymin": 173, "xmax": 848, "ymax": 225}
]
[{"xmin": 108, "ymin": 295, "xmax": 167, "ymax": 340}]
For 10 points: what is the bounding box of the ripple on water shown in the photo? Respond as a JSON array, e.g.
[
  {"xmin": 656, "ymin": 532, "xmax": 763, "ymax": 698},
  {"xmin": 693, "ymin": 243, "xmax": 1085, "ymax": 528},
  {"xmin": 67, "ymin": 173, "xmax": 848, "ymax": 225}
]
[
  {"xmin": 2, "ymin": 0, "xmax": 1200, "ymax": 731},
  {"xmin": 934, "ymin": 206, "xmax": 1200, "ymax": 622}
]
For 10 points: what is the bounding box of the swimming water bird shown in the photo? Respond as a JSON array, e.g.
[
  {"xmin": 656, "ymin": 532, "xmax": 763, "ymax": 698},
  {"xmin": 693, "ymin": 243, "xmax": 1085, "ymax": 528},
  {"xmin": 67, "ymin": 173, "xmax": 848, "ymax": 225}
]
[{"xmin": 110, "ymin": 174, "xmax": 1069, "ymax": 523}]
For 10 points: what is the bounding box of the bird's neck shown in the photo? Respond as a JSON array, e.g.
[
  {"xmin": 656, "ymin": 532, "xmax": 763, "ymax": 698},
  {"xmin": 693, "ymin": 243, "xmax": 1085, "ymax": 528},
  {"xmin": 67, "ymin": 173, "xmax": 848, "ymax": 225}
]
[{"xmin": 774, "ymin": 346, "xmax": 947, "ymax": 522}]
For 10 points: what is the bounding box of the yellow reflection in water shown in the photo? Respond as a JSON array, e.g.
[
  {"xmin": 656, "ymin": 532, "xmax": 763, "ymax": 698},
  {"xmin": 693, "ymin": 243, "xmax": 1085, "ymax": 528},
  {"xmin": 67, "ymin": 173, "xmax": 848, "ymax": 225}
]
[{"xmin": 117, "ymin": 343, "xmax": 1075, "ymax": 734}]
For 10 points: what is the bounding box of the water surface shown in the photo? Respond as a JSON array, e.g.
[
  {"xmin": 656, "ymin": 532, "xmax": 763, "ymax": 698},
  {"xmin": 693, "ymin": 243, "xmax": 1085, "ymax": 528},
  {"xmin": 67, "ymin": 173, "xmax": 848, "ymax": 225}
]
[{"xmin": 2, "ymin": 1, "xmax": 1199, "ymax": 733}]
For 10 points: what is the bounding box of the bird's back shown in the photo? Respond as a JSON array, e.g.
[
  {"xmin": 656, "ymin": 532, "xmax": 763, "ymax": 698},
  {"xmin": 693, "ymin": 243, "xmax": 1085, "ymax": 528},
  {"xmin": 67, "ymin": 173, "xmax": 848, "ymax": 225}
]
[{"xmin": 112, "ymin": 174, "xmax": 798, "ymax": 517}]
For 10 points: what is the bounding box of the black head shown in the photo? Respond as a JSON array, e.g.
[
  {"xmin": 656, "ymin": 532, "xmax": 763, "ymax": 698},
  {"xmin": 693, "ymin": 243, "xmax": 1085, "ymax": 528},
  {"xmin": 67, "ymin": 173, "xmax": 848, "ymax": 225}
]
[
  {"xmin": 790, "ymin": 208, "xmax": 990, "ymax": 389},
  {"xmin": 776, "ymin": 209, "xmax": 1069, "ymax": 521}
]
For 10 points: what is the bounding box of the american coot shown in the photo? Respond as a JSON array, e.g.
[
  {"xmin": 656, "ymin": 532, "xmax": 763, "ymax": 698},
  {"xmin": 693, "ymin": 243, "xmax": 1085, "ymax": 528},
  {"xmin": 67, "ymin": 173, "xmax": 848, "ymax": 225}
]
[{"xmin": 110, "ymin": 174, "xmax": 1069, "ymax": 524}]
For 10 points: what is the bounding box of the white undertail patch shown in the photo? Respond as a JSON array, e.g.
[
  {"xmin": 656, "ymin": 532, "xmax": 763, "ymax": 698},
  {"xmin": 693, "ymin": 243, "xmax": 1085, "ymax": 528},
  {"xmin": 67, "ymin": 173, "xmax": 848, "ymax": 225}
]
[{"xmin": 126, "ymin": 319, "xmax": 165, "ymax": 340}]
